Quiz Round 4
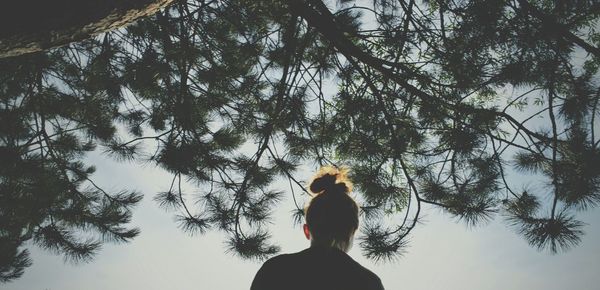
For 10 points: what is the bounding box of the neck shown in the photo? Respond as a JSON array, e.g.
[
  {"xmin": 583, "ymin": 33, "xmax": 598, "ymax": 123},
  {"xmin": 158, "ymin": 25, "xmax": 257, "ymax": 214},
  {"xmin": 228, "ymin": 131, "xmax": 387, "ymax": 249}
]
[{"xmin": 310, "ymin": 239, "xmax": 351, "ymax": 252}]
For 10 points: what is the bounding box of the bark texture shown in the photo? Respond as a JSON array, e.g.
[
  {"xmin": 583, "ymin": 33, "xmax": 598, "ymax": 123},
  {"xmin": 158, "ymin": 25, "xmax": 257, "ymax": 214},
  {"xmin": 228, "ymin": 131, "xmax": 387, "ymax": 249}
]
[{"xmin": 0, "ymin": 0, "xmax": 175, "ymax": 58}]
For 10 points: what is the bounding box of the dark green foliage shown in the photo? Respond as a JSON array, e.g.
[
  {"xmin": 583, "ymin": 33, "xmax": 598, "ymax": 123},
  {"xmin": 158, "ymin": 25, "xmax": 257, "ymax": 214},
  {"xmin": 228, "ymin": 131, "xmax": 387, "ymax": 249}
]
[
  {"xmin": 0, "ymin": 42, "xmax": 141, "ymax": 282},
  {"xmin": 226, "ymin": 230, "xmax": 280, "ymax": 260},
  {"xmin": 2, "ymin": 0, "xmax": 600, "ymax": 281},
  {"xmin": 360, "ymin": 223, "xmax": 407, "ymax": 262},
  {"xmin": 0, "ymin": 241, "xmax": 31, "ymax": 283}
]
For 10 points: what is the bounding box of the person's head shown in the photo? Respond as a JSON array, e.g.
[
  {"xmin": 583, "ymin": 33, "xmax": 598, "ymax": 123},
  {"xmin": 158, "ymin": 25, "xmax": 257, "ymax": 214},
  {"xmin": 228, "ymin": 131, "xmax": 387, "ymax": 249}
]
[{"xmin": 303, "ymin": 166, "xmax": 359, "ymax": 252}]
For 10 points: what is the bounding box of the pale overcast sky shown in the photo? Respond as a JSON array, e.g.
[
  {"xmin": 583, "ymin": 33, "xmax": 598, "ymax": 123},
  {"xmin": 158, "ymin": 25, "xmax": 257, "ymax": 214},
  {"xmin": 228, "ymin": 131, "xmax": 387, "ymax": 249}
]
[
  {"xmin": 3, "ymin": 146, "xmax": 600, "ymax": 290},
  {"xmin": 3, "ymin": 7, "xmax": 600, "ymax": 288}
]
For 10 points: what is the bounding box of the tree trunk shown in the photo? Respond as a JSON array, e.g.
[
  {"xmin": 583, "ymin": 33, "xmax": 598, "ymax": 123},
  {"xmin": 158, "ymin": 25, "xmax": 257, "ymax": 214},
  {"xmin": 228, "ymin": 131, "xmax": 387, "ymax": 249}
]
[{"xmin": 0, "ymin": 0, "xmax": 175, "ymax": 58}]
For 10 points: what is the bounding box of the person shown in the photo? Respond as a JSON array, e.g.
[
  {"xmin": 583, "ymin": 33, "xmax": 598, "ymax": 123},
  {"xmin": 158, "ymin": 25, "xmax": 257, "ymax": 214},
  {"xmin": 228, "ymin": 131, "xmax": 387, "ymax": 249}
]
[{"xmin": 250, "ymin": 166, "xmax": 385, "ymax": 290}]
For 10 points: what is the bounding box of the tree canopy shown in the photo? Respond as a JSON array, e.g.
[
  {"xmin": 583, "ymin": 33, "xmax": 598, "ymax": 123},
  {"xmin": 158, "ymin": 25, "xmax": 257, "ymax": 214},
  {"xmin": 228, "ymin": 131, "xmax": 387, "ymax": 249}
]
[{"xmin": 2, "ymin": 0, "xmax": 600, "ymax": 282}]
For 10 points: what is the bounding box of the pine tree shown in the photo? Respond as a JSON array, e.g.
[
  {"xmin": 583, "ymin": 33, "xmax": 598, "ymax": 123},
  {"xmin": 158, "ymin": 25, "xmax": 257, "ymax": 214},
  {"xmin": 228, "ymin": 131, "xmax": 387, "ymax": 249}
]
[{"xmin": 2, "ymin": 0, "xmax": 600, "ymax": 281}]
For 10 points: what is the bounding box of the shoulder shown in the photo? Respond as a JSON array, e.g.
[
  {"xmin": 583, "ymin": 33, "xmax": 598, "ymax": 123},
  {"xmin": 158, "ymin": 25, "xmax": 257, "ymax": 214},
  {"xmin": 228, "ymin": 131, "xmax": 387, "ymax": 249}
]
[
  {"xmin": 257, "ymin": 251, "xmax": 302, "ymax": 273},
  {"xmin": 251, "ymin": 252, "xmax": 304, "ymax": 290},
  {"xmin": 262, "ymin": 252, "xmax": 297, "ymax": 266},
  {"xmin": 347, "ymin": 257, "xmax": 385, "ymax": 290}
]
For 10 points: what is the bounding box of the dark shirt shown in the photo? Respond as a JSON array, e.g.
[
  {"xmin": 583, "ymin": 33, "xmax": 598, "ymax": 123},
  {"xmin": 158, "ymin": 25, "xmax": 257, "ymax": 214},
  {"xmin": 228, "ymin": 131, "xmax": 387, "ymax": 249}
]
[{"xmin": 250, "ymin": 246, "xmax": 384, "ymax": 290}]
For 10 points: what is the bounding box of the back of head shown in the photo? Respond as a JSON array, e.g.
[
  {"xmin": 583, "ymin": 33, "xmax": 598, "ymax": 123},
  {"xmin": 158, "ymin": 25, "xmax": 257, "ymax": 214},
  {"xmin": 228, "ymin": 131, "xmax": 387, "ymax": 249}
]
[{"xmin": 305, "ymin": 166, "xmax": 359, "ymax": 252}]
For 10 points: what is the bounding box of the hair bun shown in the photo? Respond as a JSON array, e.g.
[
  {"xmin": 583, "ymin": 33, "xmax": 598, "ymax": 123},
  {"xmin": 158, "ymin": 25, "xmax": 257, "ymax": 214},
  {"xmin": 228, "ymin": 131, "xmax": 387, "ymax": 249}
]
[{"xmin": 308, "ymin": 166, "xmax": 352, "ymax": 195}]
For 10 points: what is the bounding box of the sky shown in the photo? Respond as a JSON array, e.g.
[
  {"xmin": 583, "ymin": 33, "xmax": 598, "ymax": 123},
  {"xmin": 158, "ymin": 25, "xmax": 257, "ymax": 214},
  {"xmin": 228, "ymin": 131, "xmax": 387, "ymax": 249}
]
[
  {"xmin": 3, "ymin": 2, "xmax": 600, "ymax": 289},
  {"xmin": 3, "ymin": 147, "xmax": 600, "ymax": 290}
]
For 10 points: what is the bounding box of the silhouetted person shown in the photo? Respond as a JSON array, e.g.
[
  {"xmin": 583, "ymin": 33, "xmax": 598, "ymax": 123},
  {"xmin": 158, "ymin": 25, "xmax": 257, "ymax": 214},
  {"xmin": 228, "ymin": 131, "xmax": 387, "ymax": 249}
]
[{"xmin": 250, "ymin": 166, "xmax": 385, "ymax": 290}]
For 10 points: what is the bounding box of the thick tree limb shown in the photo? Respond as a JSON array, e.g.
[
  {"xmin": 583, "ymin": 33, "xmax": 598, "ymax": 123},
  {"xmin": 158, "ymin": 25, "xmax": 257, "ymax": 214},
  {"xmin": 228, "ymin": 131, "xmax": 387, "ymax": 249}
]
[
  {"xmin": 0, "ymin": 0, "xmax": 175, "ymax": 58},
  {"xmin": 517, "ymin": 0, "xmax": 600, "ymax": 59},
  {"xmin": 291, "ymin": 0, "xmax": 554, "ymax": 144}
]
